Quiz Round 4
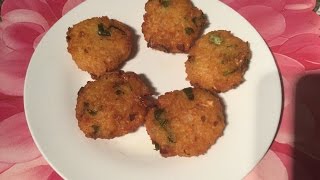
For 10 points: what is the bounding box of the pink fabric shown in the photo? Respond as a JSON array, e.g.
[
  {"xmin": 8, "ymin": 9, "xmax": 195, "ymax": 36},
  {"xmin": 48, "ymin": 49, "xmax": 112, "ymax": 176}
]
[
  {"xmin": 0, "ymin": 0, "xmax": 319, "ymax": 179},
  {"xmin": 0, "ymin": 0, "xmax": 84, "ymax": 179},
  {"xmin": 222, "ymin": 0, "xmax": 320, "ymax": 179}
]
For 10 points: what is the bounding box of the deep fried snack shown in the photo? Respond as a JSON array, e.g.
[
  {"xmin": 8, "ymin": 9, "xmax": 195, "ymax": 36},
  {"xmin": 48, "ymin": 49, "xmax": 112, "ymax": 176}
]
[
  {"xmin": 142, "ymin": 0, "xmax": 207, "ymax": 53},
  {"xmin": 185, "ymin": 30, "xmax": 251, "ymax": 92},
  {"xmin": 67, "ymin": 16, "xmax": 133, "ymax": 78},
  {"xmin": 76, "ymin": 71, "xmax": 152, "ymax": 139},
  {"xmin": 145, "ymin": 88, "xmax": 225, "ymax": 157}
]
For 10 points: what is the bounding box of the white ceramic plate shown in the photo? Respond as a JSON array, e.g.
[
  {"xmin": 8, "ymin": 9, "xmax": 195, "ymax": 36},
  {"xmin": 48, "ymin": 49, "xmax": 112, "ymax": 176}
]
[{"xmin": 24, "ymin": 0, "xmax": 282, "ymax": 179}]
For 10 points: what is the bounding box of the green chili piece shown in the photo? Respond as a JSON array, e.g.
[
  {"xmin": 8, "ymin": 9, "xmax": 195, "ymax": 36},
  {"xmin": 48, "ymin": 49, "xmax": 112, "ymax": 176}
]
[
  {"xmin": 160, "ymin": 0, "xmax": 170, "ymax": 7},
  {"xmin": 87, "ymin": 109, "xmax": 97, "ymax": 116},
  {"xmin": 167, "ymin": 134, "xmax": 176, "ymax": 143},
  {"xmin": 154, "ymin": 108, "xmax": 165, "ymax": 121},
  {"xmin": 154, "ymin": 108, "xmax": 176, "ymax": 143},
  {"xmin": 209, "ymin": 34, "xmax": 223, "ymax": 45},
  {"xmin": 115, "ymin": 89, "xmax": 124, "ymax": 95},
  {"xmin": 154, "ymin": 108, "xmax": 167, "ymax": 127},
  {"xmin": 185, "ymin": 27, "xmax": 194, "ymax": 35},
  {"xmin": 113, "ymin": 83, "xmax": 125, "ymax": 96},
  {"xmin": 223, "ymin": 68, "xmax": 238, "ymax": 76},
  {"xmin": 91, "ymin": 125, "xmax": 100, "ymax": 135},
  {"xmin": 152, "ymin": 141, "xmax": 160, "ymax": 151},
  {"xmin": 83, "ymin": 102, "xmax": 98, "ymax": 115},
  {"xmin": 183, "ymin": 87, "xmax": 194, "ymax": 100},
  {"xmin": 192, "ymin": 14, "xmax": 206, "ymax": 27},
  {"xmin": 97, "ymin": 23, "xmax": 111, "ymax": 36},
  {"xmin": 192, "ymin": 17, "xmax": 197, "ymax": 24}
]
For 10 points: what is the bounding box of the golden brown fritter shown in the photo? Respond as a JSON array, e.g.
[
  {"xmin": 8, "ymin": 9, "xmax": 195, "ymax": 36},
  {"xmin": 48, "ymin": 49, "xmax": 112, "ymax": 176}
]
[
  {"xmin": 142, "ymin": 0, "xmax": 207, "ymax": 53},
  {"xmin": 145, "ymin": 88, "xmax": 225, "ymax": 157},
  {"xmin": 76, "ymin": 71, "xmax": 152, "ymax": 139},
  {"xmin": 185, "ymin": 30, "xmax": 251, "ymax": 92},
  {"xmin": 67, "ymin": 16, "xmax": 133, "ymax": 78}
]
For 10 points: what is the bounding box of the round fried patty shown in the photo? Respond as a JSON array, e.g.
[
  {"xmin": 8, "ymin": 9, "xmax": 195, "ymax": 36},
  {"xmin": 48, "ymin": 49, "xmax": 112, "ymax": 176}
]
[
  {"xmin": 145, "ymin": 88, "xmax": 225, "ymax": 157},
  {"xmin": 142, "ymin": 0, "xmax": 207, "ymax": 53},
  {"xmin": 67, "ymin": 16, "xmax": 133, "ymax": 78},
  {"xmin": 76, "ymin": 71, "xmax": 152, "ymax": 139},
  {"xmin": 185, "ymin": 30, "xmax": 251, "ymax": 92}
]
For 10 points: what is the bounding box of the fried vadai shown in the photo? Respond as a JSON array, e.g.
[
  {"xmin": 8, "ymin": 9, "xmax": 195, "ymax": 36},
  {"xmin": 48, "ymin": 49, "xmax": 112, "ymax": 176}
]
[
  {"xmin": 145, "ymin": 87, "xmax": 225, "ymax": 157},
  {"xmin": 185, "ymin": 30, "xmax": 251, "ymax": 92},
  {"xmin": 76, "ymin": 71, "xmax": 152, "ymax": 139},
  {"xmin": 142, "ymin": 0, "xmax": 207, "ymax": 53},
  {"xmin": 67, "ymin": 16, "xmax": 133, "ymax": 78}
]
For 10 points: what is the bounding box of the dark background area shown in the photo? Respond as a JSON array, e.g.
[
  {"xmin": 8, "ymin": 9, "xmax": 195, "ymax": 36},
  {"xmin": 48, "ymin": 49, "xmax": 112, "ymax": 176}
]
[
  {"xmin": 293, "ymin": 74, "xmax": 320, "ymax": 180},
  {"xmin": 0, "ymin": 0, "xmax": 4, "ymax": 19}
]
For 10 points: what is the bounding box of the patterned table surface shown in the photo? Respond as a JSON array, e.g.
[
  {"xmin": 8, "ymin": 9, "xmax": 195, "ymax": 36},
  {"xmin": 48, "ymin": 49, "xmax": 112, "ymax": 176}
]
[{"xmin": 0, "ymin": 0, "xmax": 319, "ymax": 179}]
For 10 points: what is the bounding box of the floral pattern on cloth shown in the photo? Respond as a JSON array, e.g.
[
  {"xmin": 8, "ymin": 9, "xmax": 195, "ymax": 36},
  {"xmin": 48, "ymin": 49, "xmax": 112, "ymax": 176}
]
[
  {"xmin": 0, "ymin": 0, "xmax": 84, "ymax": 179},
  {"xmin": 0, "ymin": 0, "xmax": 319, "ymax": 179},
  {"xmin": 221, "ymin": 0, "xmax": 320, "ymax": 179}
]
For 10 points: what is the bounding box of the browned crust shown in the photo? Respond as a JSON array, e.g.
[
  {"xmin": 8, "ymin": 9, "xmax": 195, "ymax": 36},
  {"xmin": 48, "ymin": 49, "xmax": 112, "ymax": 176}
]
[
  {"xmin": 185, "ymin": 30, "xmax": 251, "ymax": 92},
  {"xmin": 67, "ymin": 16, "xmax": 133, "ymax": 77},
  {"xmin": 76, "ymin": 71, "xmax": 152, "ymax": 139},
  {"xmin": 145, "ymin": 88, "xmax": 225, "ymax": 157},
  {"xmin": 142, "ymin": 0, "xmax": 207, "ymax": 53}
]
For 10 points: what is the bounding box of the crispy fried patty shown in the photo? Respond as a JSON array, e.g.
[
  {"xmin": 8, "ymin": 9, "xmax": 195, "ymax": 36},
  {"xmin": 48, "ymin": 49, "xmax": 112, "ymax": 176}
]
[
  {"xmin": 145, "ymin": 88, "xmax": 225, "ymax": 157},
  {"xmin": 185, "ymin": 30, "xmax": 251, "ymax": 92},
  {"xmin": 67, "ymin": 16, "xmax": 133, "ymax": 78},
  {"xmin": 142, "ymin": 0, "xmax": 207, "ymax": 53},
  {"xmin": 76, "ymin": 71, "xmax": 152, "ymax": 139}
]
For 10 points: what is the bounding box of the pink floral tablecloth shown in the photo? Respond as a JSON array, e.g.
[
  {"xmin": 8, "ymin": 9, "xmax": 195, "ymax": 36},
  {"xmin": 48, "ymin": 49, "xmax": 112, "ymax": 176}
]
[{"xmin": 1, "ymin": 0, "xmax": 320, "ymax": 179}]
